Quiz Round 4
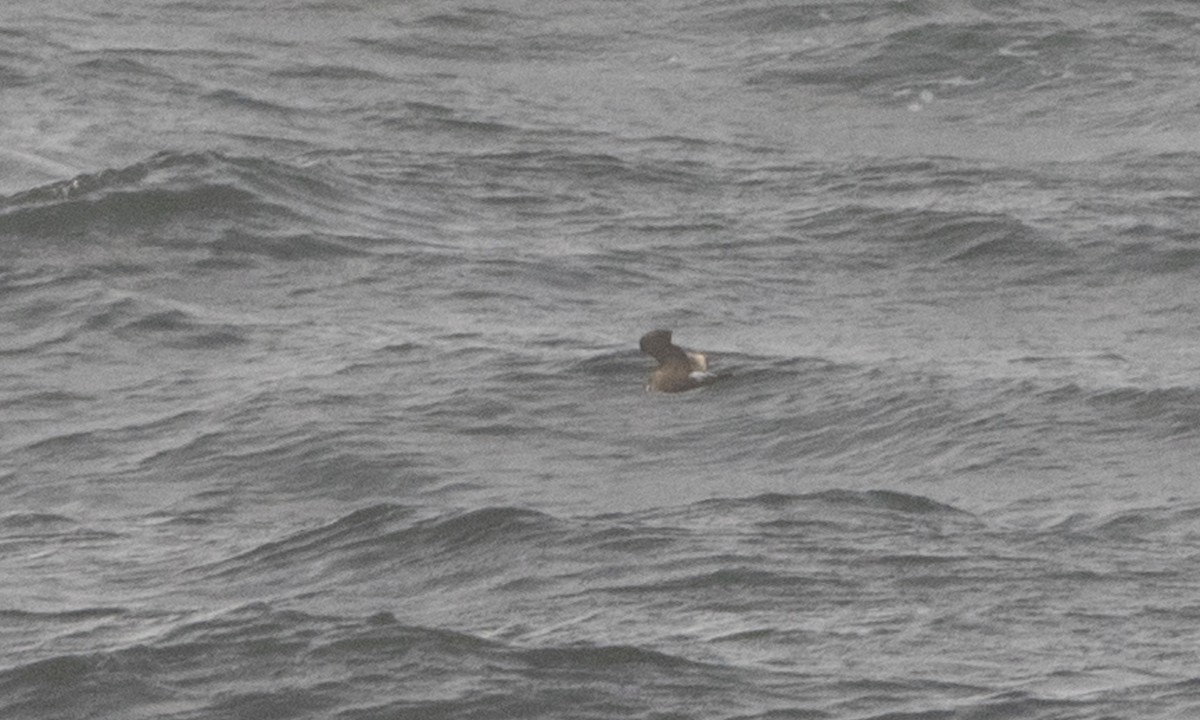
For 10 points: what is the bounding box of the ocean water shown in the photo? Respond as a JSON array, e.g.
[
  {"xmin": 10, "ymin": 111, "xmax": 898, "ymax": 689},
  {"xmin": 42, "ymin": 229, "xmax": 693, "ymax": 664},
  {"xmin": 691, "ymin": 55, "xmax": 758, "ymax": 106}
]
[{"xmin": 3, "ymin": 1, "xmax": 1200, "ymax": 718}]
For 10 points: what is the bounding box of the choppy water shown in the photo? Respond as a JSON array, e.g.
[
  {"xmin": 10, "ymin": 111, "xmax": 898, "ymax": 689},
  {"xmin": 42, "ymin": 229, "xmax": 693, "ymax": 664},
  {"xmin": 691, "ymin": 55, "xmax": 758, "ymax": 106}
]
[{"xmin": 4, "ymin": 2, "xmax": 1200, "ymax": 718}]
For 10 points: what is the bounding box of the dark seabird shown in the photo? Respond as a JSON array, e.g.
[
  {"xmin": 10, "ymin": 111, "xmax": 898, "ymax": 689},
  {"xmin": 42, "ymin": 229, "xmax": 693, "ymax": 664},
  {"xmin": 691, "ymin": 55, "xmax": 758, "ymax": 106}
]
[{"xmin": 639, "ymin": 329, "xmax": 714, "ymax": 393}]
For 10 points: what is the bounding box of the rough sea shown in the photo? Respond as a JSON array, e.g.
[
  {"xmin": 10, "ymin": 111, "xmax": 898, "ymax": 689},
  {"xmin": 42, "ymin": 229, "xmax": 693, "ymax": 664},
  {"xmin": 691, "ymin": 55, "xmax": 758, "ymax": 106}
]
[{"xmin": 4, "ymin": 2, "xmax": 1200, "ymax": 718}]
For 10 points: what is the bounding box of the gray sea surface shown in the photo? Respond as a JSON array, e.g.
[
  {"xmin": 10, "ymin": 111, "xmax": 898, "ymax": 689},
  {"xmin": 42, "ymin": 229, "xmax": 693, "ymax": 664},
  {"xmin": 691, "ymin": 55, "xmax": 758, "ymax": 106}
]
[{"xmin": 3, "ymin": 1, "xmax": 1200, "ymax": 718}]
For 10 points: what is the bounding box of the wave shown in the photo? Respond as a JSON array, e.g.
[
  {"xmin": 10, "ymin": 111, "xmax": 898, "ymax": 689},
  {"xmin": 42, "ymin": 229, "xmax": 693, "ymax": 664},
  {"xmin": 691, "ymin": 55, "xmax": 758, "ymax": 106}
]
[
  {"xmin": 0, "ymin": 606, "xmax": 478, "ymax": 719},
  {"xmin": 0, "ymin": 607, "xmax": 126, "ymax": 622},
  {"xmin": 194, "ymin": 504, "xmax": 559, "ymax": 588},
  {"xmin": 4, "ymin": 615, "xmax": 1189, "ymax": 720},
  {"xmin": 1107, "ymin": 242, "xmax": 1200, "ymax": 275},
  {"xmin": 0, "ymin": 602, "xmax": 754, "ymax": 720},
  {"xmin": 354, "ymin": 8, "xmax": 619, "ymax": 64},
  {"xmin": 795, "ymin": 203, "xmax": 1066, "ymax": 270},
  {"xmin": 652, "ymin": 347, "xmax": 1200, "ymax": 482},
  {"xmin": 0, "ymin": 152, "xmax": 394, "ymax": 264},
  {"xmin": 191, "ymin": 489, "xmax": 975, "ymax": 597},
  {"xmin": 0, "ymin": 512, "xmax": 77, "ymax": 530},
  {"xmin": 1034, "ymin": 381, "xmax": 1200, "ymax": 440},
  {"xmin": 1, "ymin": 282, "xmax": 252, "ymax": 365},
  {"xmin": 696, "ymin": 488, "xmax": 971, "ymax": 517},
  {"xmin": 0, "ymin": 153, "xmax": 266, "ymax": 240},
  {"xmin": 734, "ymin": 7, "xmax": 1161, "ymax": 106},
  {"xmin": 272, "ymin": 62, "xmax": 393, "ymax": 83},
  {"xmin": 1035, "ymin": 500, "xmax": 1200, "ymax": 543},
  {"xmin": 8, "ymin": 490, "xmax": 1197, "ymax": 718}
]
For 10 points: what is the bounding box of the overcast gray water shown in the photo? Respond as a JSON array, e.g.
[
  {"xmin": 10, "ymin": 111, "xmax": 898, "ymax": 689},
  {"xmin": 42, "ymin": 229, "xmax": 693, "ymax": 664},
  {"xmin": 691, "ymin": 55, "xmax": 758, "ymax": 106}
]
[{"xmin": 3, "ymin": 2, "xmax": 1200, "ymax": 718}]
